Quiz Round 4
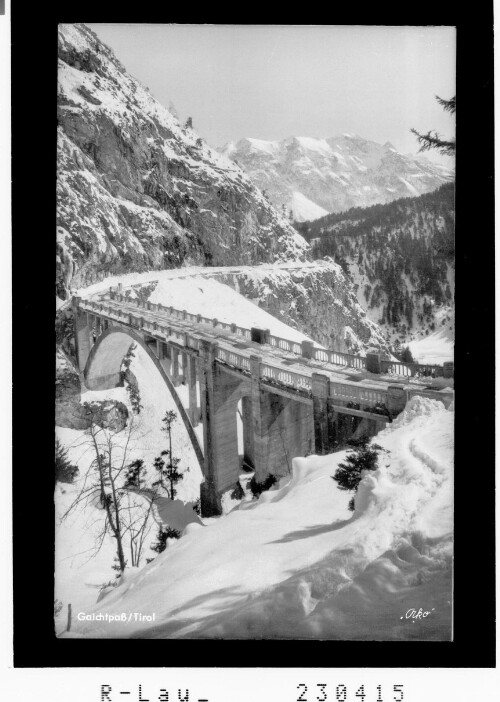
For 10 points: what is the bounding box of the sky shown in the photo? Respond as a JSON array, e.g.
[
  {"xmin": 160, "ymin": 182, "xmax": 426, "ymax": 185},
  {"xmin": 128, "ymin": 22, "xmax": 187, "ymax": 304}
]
[{"xmin": 87, "ymin": 24, "xmax": 456, "ymax": 163}]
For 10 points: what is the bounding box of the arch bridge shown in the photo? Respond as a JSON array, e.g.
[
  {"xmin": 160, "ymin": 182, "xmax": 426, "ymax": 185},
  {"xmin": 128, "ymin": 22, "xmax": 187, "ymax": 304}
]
[{"xmin": 72, "ymin": 290, "xmax": 453, "ymax": 516}]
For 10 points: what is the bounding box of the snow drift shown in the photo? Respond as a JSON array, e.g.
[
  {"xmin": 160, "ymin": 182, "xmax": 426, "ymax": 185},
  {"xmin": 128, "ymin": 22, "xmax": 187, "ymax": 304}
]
[{"xmin": 64, "ymin": 395, "xmax": 453, "ymax": 640}]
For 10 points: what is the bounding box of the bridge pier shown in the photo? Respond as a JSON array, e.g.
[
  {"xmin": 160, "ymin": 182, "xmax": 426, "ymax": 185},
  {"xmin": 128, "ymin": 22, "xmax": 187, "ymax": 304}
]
[
  {"xmin": 248, "ymin": 355, "xmax": 267, "ymax": 483},
  {"xmin": 181, "ymin": 350, "xmax": 188, "ymax": 385},
  {"xmin": 255, "ymin": 391, "xmax": 314, "ymax": 480},
  {"xmin": 171, "ymin": 347, "xmax": 181, "ymax": 387},
  {"xmin": 159, "ymin": 342, "xmax": 172, "ymax": 375},
  {"xmin": 199, "ymin": 342, "xmax": 264, "ymax": 516},
  {"xmin": 87, "ymin": 313, "xmax": 95, "ymax": 345},
  {"xmin": 199, "ymin": 340, "xmax": 222, "ymax": 516},
  {"xmin": 241, "ymin": 395, "xmax": 255, "ymax": 469},
  {"xmin": 246, "ymin": 356, "xmax": 314, "ymax": 482},
  {"xmin": 312, "ymin": 373, "xmax": 331, "ymax": 454},
  {"xmin": 187, "ymin": 354, "xmax": 199, "ymax": 427},
  {"xmin": 72, "ymin": 297, "xmax": 91, "ymax": 372}
]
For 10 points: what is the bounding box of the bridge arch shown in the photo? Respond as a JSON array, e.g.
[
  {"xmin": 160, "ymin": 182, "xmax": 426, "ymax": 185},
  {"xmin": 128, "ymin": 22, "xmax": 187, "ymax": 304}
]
[{"xmin": 83, "ymin": 326, "xmax": 204, "ymax": 467}]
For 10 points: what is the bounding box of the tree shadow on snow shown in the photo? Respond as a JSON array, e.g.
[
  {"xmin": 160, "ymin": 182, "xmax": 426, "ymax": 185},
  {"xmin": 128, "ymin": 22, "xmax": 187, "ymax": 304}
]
[{"xmin": 268, "ymin": 517, "xmax": 354, "ymax": 544}]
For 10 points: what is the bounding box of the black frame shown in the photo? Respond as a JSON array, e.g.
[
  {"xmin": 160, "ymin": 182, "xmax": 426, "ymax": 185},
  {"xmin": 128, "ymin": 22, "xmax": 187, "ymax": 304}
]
[{"xmin": 11, "ymin": 4, "xmax": 495, "ymax": 668}]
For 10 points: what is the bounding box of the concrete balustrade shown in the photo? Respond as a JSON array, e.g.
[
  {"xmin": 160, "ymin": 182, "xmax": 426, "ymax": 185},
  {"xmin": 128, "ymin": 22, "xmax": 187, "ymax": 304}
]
[{"xmin": 80, "ymin": 286, "xmax": 451, "ymax": 379}]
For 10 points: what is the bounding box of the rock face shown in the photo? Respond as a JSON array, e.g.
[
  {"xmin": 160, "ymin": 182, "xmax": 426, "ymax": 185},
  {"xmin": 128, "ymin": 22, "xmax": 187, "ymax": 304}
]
[
  {"xmin": 220, "ymin": 135, "xmax": 453, "ymax": 221},
  {"xmin": 56, "ymin": 348, "xmax": 129, "ymax": 431},
  {"xmin": 56, "ymin": 349, "xmax": 87, "ymax": 429},
  {"xmin": 214, "ymin": 261, "xmax": 388, "ymax": 354},
  {"xmin": 57, "ymin": 24, "xmax": 309, "ymax": 299}
]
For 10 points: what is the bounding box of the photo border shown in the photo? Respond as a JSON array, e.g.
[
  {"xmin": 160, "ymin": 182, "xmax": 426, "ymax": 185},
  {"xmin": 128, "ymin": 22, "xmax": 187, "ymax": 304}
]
[{"xmin": 11, "ymin": 4, "xmax": 495, "ymax": 669}]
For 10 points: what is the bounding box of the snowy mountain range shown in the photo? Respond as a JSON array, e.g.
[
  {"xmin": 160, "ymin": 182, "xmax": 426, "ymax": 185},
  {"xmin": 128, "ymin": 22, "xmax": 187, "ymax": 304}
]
[
  {"xmin": 57, "ymin": 24, "xmax": 308, "ymax": 299},
  {"xmin": 220, "ymin": 135, "xmax": 453, "ymax": 221}
]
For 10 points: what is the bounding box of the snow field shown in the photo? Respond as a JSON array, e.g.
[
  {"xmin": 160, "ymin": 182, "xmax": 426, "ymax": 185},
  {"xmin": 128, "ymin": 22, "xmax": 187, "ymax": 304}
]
[{"xmin": 64, "ymin": 395, "xmax": 453, "ymax": 640}]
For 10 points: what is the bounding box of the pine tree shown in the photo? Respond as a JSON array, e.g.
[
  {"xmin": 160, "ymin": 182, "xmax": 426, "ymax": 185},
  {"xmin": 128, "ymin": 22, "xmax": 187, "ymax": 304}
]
[
  {"xmin": 120, "ymin": 343, "xmax": 143, "ymax": 414},
  {"xmin": 411, "ymin": 95, "xmax": 455, "ymax": 156},
  {"xmin": 332, "ymin": 437, "xmax": 383, "ymax": 511},
  {"xmin": 152, "ymin": 411, "xmax": 185, "ymax": 500},
  {"xmin": 150, "ymin": 525, "xmax": 181, "ymax": 555},
  {"xmin": 400, "ymin": 346, "xmax": 415, "ymax": 364},
  {"xmin": 55, "ymin": 438, "xmax": 79, "ymax": 483},
  {"xmin": 124, "ymin": 459, "xmax": 145, "ymax": 489}
]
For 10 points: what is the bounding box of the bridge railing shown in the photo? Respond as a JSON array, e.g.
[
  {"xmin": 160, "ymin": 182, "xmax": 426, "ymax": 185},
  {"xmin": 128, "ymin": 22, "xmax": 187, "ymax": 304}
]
[
  {"xmin": 80, "ymin": 296, "xmax": 451, "ymax": 379},
  {"xmin": 215, "ymin": 347, "xmax": 251, "ymax": 373},
  {"xmin": 313, "ymin": 347, "xmax": 367, "ymax": 371},
  {"xmin": 260, "ymin": 363, "xmax": 312, "ymax": 394},
  {"xmin": 329, "ymin": 381, "xmax": 387, "ymax": 408},
  {"xmin": 235, "ymin": 325, "xmax": 252, "ymax": 339},
  {"xmin": 268, "ymin": 334, "xmax": 303, "ymax": 355},
  {"xmin": 380, "ymin": 359, "xmax": 444, "ymax": 378}
]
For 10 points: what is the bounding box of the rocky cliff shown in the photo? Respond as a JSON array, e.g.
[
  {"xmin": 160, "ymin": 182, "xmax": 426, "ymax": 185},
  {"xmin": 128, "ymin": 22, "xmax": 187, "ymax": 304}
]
[
  {"xmin": 213, "ymin": 261, "xmax": 388, "ymax": 354},
  {"xmin": 57, "ymin": 24, "xmax": 308, "ymax": 299},
  {"xmin": 56, "ymin": 348, "xmax": 129, "ymax": 431}
]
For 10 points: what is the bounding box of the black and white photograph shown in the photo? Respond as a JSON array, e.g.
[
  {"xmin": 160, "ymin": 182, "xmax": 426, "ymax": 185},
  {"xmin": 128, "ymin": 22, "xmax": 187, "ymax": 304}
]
[
  {"xmin": 52, "ymin": 23, "xmax": 460, "ymax": 642},
  {"xmin": 2, "ymin": 4, "xmax": 498, "ymax": 698}
]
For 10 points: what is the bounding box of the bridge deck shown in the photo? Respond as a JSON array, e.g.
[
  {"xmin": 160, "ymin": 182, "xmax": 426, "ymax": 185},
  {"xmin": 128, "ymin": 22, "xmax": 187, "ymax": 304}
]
[{"xmin": 86, "ymin": 297, "xmax": 441, "ymax": 401}]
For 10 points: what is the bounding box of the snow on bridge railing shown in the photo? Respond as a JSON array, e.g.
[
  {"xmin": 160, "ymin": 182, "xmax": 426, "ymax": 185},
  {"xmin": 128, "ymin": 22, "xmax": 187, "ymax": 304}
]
[
  {"xmin": 215, "ymin": 347, "xmax": 251, "ymax": 373},
  {"xmin": 329, "ymin": 381, "xmax": 387, "ymax": 408},
  {"xmin": 260, "ymin": 363, "xmax": 312, "ymax": 394},
  {"xmin": 268, "ymin": 334, "xmax": 302, "ymax": 355},
  {"xmin": 216, "ymin": 320, "xmax": 233, "ymax": 332},
  {"xmin": 380, "ymin": 359, "xmax": 444, "ymax": 378},
  {"xmin": 235, "ymin": 325, "xmax": 251, "ymax": 339},
  {"xmin": 313, "ymin": 347, "xmax": 367, "ymax": 371}
]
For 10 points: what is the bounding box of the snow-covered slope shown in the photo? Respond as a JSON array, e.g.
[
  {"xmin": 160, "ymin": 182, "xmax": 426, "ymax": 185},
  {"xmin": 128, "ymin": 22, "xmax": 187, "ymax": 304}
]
[
  {"xmin": 74, "ymin": 261, "xmax": 389, "ymax": 355},
  {"xmin": 64, "ymin": 395, "xmax": 453, "ymax": 640},
  {"xmin": 290, "ymin": 191, "xmax": 329, "ymax": 222},
  {"xmin": 57, "ymin": 24, "xmax": 309, "ymax": 298},
  {"xmin": 408, "ymin": 325, "xmax": 454, "ymax": 364},
  {"xmin": 220, "ymin": 134, "xmax": 453, "ymax": 220}
]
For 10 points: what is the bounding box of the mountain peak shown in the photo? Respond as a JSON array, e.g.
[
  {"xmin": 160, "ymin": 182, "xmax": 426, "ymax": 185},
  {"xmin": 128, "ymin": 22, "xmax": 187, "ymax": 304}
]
[{"xmin": 220, "ymin": 132, "xmax": 453, "ymax": 220}]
